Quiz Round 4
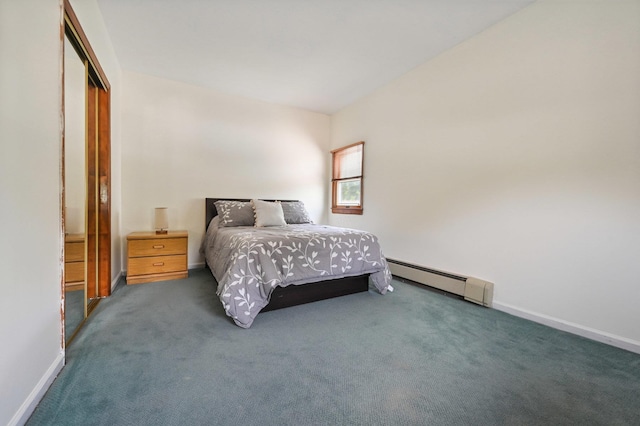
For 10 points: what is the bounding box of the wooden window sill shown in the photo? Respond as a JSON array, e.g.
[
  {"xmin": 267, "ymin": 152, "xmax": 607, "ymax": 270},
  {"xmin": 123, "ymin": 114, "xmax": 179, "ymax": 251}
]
[{"xmin": 332, "ymin": 207, "xmax": 363, "ymax": 215}]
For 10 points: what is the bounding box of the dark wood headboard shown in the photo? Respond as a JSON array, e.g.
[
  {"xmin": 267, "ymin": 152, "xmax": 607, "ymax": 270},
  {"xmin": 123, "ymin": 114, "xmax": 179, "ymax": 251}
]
[{"xmin": 205, "ymin": 198, "xmax": 297, "ymax": 229}]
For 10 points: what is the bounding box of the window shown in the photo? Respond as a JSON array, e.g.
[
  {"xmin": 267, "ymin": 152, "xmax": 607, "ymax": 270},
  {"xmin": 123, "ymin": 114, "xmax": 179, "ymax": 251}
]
[{"xmin": 331, "ymin": 141, "xmax": 364, "ymax": 215}]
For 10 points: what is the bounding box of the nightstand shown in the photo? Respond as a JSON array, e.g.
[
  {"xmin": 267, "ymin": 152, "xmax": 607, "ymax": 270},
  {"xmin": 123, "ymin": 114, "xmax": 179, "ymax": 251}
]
[
  {"xmin": 126, "ymin": 231, "xmax": 188, "ymax": 284},
  {"xmin": 65, "ymin": 233, "xmax": 85, "ymax": 292}
]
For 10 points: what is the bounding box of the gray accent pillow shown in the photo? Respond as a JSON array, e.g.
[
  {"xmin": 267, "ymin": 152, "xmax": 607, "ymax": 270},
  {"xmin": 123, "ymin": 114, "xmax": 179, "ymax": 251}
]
[
  {"xmin": 281, "ymin": 201, "xmax": 312, "ymax": 224},
  {"xmin": 252, "ymin": 199, "xmax": 286, "ymax": 227},
  {"xmin": 214, "ymin": 201, "xmax": 255, "ymax": 227}
]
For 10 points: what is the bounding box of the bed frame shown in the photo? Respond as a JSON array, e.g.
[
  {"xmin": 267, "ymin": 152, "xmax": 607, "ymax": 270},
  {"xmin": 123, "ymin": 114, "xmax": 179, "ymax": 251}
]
[{"xmin": 205, "ymin": 198, "xmax": 370, "ymax": 312}]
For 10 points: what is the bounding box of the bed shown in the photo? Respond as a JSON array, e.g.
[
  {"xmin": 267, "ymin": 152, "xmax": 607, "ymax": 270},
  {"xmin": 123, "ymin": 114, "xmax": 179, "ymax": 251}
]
[{"xmin": 203, "ymin": 198, "xmax": 392, "ymax": 328}]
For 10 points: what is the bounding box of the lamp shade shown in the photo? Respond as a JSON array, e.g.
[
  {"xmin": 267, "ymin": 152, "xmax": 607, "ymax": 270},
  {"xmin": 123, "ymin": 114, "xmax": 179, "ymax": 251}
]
[{"xmin": 154, "ymin": 207, "xmax": 168, "ymax": 234}]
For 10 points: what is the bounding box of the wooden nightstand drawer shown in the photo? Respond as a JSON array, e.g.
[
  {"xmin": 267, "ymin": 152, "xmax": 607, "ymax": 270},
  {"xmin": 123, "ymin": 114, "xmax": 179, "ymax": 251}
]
[
  {"xmin": 126, "ymin": 231, "xmax": 188, "ymax": 285},
  {"xmin": 65, "ymin": 241, "xmax": 85, "ymax": 262},
  {"xmin": 64, "ymin": 234, "xmax": 85, "ymax": 291},
  {"xmin": 128, "ymin": 238, "xmax": 186, "ymax": 257},
  {"xmin": 128, "ymin": 254, "xmax": 186, "ymax": 276},
  {"xmin": 65, "ymin": 261, "xmax": 85, "ymax": 283}
]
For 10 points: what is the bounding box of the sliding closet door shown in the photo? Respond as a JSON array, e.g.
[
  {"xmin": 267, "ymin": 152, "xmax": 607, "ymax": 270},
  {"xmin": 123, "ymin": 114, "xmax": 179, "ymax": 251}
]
[
  {"xmin": 63, "ymin": 0, "xmax": 111, "ymax": 344},
  {"xmin": 63, "ymin": 35, "xmax": 87, "ymax": 343},
  {"xmin": 85, "ymin": 81, "xmax": 111, "ymax": 306},
  {"xmin": 97, "ymin": 87, "xmax": 111, "ymax": 298}
]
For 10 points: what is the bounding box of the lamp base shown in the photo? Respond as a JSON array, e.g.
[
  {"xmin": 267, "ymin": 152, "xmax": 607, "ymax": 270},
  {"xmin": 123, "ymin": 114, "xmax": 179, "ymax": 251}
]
[{"xmin": 155, "ymin": 229, "xmax": 168, "ymax": 235}]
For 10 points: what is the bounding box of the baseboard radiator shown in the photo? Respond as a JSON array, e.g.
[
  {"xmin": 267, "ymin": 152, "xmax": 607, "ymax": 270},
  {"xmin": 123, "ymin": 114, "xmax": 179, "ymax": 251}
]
[{"xmin": 386, "ymin": 258, "xmax": 494, "ymax": 307}]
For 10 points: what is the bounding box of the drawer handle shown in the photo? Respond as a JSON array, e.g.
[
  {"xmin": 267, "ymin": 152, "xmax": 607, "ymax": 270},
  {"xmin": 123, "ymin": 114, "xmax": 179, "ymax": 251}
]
[
  {"xmin": 153, "ymin": 245, "xmax": 165, "ymax": 249},
  {"xmin": 153, "ymin": 262, "xmax": 165, "ymax": 266}
]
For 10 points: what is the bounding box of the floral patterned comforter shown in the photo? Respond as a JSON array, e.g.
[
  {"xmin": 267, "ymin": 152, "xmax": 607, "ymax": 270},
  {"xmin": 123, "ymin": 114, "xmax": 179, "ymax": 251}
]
[{"xmin": 204, "ymin": 219, "xmax": 392, "ymax": 328}]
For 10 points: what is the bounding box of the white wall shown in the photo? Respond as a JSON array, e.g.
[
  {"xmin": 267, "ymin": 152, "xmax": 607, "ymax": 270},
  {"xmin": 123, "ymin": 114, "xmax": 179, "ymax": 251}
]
[
  {"xmin": 121, "ymin": 71, "xmax": 330, "ymax": 267},
  {"xmin": 0, "ymin": 1, "xmax": 122, "ymax": 424},
  {"xmin": 0, "ymin": 1, "xmax": 64, "ymax": 425},
  {"xmin": 64, "ymin": 36, "xmax": 87, "ymax": 235},
  {"xmin": 330, "ymin": 0, "xmax": 640, "ymax": 348}
]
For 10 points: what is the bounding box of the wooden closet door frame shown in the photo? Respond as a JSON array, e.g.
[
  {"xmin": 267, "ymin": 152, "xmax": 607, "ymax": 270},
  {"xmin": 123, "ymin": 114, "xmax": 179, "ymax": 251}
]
[{"xmin": 63, "ymin": 0, "xmax": 111, "ymax": 318}]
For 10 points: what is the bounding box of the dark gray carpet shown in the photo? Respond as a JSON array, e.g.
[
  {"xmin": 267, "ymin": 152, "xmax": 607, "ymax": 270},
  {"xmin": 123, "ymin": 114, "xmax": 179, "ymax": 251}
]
[{"xmin": 28, "ymin": 268, "xmax": 640, "ymax": 425}]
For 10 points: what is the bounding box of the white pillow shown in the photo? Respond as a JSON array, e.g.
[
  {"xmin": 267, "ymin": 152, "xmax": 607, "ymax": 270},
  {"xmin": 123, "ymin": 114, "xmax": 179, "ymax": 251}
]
[{"xmin": 251, "ymin": 199, "xmax": 286, "ymax": 227}]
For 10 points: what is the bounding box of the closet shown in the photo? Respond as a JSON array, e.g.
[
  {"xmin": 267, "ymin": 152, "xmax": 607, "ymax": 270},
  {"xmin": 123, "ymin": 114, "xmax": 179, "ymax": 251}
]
[{"xmin": 62, "ymin": 0, "xmax": 111, "ymax": 345}]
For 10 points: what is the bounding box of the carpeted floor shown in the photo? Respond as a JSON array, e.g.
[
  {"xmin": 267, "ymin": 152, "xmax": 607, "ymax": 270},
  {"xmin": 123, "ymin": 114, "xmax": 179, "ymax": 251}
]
[
  {"xmin": 64, "ymin": 289, "xmax": 84, "ymax": 341},
  {"xmin": 28, "ymin": 268, "xmax": 640, "ymax": 425}
]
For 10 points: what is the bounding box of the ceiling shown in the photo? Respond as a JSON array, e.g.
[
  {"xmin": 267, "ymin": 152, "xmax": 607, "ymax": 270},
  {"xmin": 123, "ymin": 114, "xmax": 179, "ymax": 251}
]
[{"xmin": 97, "ymin": 0, "xmax": 535, "ymax": 114}]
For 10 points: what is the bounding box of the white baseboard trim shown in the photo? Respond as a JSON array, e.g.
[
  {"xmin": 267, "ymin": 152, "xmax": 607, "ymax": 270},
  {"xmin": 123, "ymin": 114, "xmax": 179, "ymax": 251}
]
[
  {"xmin": 493, "ymin": 301, "xmax": 640, "ymax": 355},
  {"xmin": 111, "ymin": 271, "xmax": 123, "ymax": 292},
  {"xmin": 9, "ymin": 351, "xmax": 64, "ymax": 426}
]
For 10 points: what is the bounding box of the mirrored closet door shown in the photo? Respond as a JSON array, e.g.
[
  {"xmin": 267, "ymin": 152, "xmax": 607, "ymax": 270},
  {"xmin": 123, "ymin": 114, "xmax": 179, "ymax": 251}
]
[
  {"xmin": 63, "ymin": 35, "xmax": 87, "ymax": 343},
  {"xmin": 62, "ymin": 0, "xmax": 112, "ymax": 345}
]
